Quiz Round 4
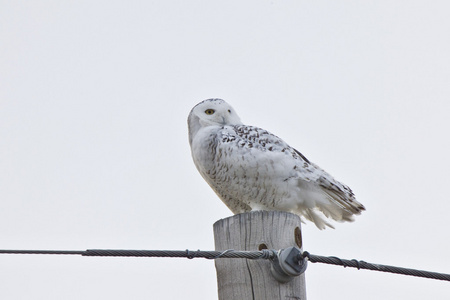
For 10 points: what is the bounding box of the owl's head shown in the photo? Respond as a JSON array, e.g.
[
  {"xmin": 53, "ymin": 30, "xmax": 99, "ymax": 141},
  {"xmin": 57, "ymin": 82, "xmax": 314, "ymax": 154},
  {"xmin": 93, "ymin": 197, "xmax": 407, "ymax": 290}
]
[{"xmin": 188, "ymin": 98, "xmax": 242, "ymax": 144}]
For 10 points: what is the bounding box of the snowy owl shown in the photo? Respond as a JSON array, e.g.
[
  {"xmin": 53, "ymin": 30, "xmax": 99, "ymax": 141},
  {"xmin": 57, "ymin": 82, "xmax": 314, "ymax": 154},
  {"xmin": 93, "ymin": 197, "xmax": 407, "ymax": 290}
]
[{"xmin": 188, "ymin": 98, "xmax": 365, "ymax": 229}]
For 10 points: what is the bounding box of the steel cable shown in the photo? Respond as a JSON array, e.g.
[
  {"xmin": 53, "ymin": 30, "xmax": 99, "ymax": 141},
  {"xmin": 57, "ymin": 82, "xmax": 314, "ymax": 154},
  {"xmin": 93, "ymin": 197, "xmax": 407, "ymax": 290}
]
[{"xmin": 1, "ymin": 248, "xmax": 449, "ymax": 282}]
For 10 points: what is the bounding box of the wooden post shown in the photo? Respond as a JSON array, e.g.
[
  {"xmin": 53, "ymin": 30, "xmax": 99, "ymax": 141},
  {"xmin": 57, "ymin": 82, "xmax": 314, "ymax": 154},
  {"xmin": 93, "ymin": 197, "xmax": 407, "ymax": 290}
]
[{"xmin": 213, "ymin": 211, "xmax": 307, "ymax": 300}]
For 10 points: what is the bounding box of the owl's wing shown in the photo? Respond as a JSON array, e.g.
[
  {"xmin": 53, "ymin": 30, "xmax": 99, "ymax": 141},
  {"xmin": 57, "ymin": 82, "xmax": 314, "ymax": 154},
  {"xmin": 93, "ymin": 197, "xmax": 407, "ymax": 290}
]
[{"xmin": 217, "ymin": 125, "xmax": 365, "ymax": 229}]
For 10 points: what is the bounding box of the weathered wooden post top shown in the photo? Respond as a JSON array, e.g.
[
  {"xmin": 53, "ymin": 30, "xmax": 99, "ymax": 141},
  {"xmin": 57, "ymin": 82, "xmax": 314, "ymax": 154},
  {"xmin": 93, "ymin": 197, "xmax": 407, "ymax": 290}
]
[{"xmin": 213, "ymin": 211, "xmax": 307, "ymax": 300}]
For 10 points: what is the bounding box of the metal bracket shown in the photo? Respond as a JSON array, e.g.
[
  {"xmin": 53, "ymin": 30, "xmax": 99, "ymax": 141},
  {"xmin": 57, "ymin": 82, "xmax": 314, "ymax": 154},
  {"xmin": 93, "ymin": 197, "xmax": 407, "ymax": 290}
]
[{"xmin": 270, "ymin": 247, "xmax": 307, "ymax": 283}]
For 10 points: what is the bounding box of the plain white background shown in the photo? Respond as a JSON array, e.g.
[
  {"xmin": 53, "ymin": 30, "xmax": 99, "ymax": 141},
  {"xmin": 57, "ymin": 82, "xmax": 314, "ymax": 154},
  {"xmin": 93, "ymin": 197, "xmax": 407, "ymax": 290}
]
[{"xmin": 1, "ymin": 1, "xmax": 449, "ymax": 299}]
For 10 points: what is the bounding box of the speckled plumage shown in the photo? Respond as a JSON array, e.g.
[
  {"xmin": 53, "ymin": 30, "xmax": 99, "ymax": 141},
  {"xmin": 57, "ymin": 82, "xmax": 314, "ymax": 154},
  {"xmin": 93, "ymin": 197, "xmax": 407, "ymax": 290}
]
[{"xmin": 188, "ymin": 99, "xmax": 365, "ymax": 229}]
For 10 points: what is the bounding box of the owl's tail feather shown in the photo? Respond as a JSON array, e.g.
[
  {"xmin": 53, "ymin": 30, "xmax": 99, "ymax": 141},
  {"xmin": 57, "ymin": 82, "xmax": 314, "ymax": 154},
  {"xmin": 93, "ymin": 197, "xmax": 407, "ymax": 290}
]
[
  {"xmin": 300, "ymin": 208, "xmax": 335, "ymax": 230},
  {"xmin": 295, "ymin": 192, "xmax": 364, "ymax": 230},
  {"xmin": 321, "ymin": 188, "xmax": 366, "ymax": 216}
]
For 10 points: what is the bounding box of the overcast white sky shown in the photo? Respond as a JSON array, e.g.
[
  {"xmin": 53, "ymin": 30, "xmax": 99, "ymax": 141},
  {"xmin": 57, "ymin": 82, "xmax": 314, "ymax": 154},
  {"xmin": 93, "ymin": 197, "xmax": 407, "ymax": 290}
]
[{"xmin": 1, "ymin": 1, "xmax": 450, "ymax": 299}]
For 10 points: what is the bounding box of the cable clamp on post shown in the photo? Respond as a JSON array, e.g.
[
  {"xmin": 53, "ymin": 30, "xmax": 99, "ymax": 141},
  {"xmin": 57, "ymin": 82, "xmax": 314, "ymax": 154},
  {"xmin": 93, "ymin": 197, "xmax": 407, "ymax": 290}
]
[{"xmin": 270, "ymin": 247, "xmax": 307, "ymax": 283}]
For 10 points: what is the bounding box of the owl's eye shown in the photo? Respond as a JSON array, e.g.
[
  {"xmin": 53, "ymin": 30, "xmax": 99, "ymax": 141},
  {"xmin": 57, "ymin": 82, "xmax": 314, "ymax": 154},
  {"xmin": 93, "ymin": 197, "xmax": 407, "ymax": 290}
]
[
  {"xmin": 228, "ymin": 109, "xmax": 231, "ymax": 113},
  {"xmin": 205, "ymin": 109, "xmax": 215, "ymax": 115}
]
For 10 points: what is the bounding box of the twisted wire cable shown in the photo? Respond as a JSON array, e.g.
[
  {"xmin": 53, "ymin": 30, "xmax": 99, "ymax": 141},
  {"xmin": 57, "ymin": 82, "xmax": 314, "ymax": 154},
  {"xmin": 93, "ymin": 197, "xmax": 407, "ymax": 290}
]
[
  {"xmin": 82, "ymin": 249, "xmax": 276, "ymax": 260},
  {"xmin": 1, "ymin": 248, "xmax": 449, "ymax": 282},
  {"xmin": 302, "ymin": 252, "xmax": 450, "ymax": 281},
  {"xmin": 0, "ymin": 249, "xmax": 275, "ymax": 260}
]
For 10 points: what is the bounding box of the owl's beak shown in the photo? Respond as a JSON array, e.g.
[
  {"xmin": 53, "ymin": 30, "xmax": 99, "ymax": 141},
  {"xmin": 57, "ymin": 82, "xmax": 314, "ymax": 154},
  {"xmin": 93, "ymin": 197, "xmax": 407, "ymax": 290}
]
[{"xmin": 221, "ymin": 116, "xmax": 226, "ymax": 124}]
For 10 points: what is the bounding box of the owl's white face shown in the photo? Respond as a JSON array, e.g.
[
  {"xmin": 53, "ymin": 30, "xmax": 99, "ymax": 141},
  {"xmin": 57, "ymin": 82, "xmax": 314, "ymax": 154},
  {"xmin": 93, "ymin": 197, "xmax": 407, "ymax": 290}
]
[
  {"xmin": 191, "ymin": 99, "xmax": 242, "ymax": 127},
  {"xmin": 188, "ymin": 98, "xmax": 243, "ymax": 145}
]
